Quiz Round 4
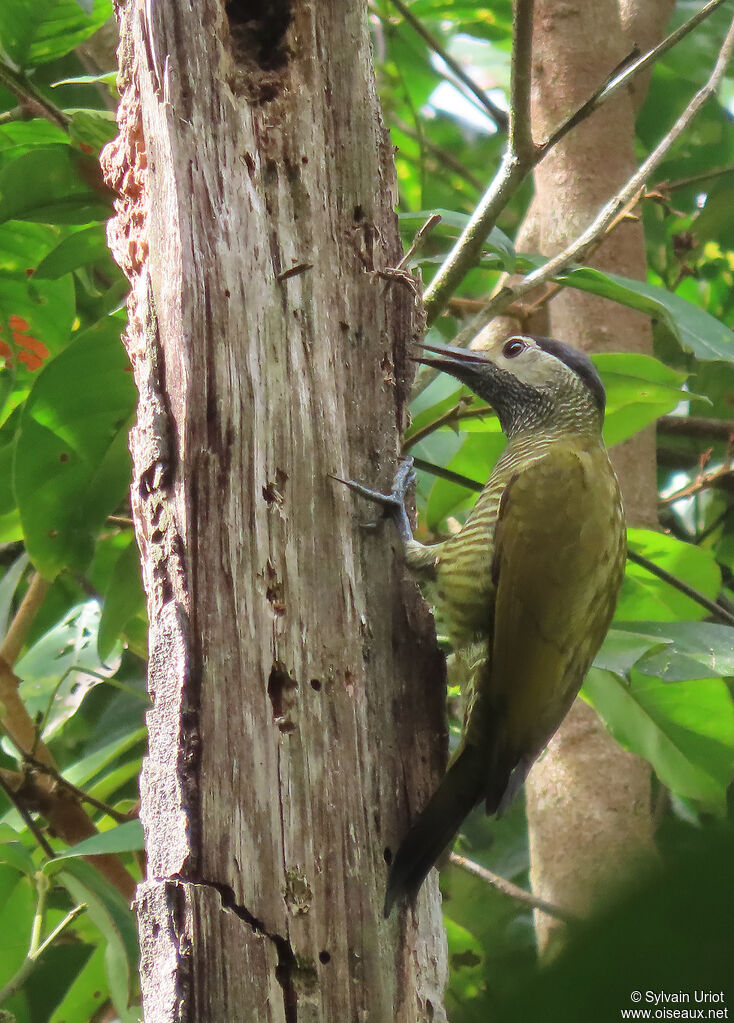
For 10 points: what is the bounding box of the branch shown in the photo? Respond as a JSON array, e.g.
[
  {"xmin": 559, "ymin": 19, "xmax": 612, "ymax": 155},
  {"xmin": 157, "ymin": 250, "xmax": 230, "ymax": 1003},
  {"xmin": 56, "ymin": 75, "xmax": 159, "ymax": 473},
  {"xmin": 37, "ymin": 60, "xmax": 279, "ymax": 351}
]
[
  {"xmin": 0, "ymin": 571, "xmax": 49, "ymax": 666},
  {"xmin": 466, "ymin": 14, "xmax": 734, "ymax": 331},
  {"xmin": 0, "ymin": 770, "xmax": 56, "ymax": 859},
  {"xmin": 420, "ymin": 0, "xmax": 728, "ymax": 326},
  {"xmin": 403, "ymin": 400, "xmax": 495, "ymax": 451},
  {"xmin": 661, "ymin": 465, "xmax": 734, "ymax": 504},
  {"xmin": 0, "ymin": 871, "xmax": 85, "ymax": 1006},
  {"xmin": 509, "ymin": 0, "xmax": 535, "ymax": 162},
  {"xmin": 449, "ymin": 852, "xmax": 577, "ymax": 923},
  {"xmin": 626, "ymin": 549, "xmax": 734, "ymax": 627},
  {"xmin": 20, "ymin": 751, "xmax": 137, "ymax": 825},
  {"xmin": 385, "ymin": 0, "xmax": 508, "ymax": 131},
  {"xmin": 538, "ymin": 0, "xmax": 729, "ymax": 158},
  {"xmin": 657, "ymin": 415, "xmax": 734, "ymax": 441},
  {"xmin": 396, "ymin": 213, "xmax": 442, "ymax": 272},
  {"xmin": 410, "ymin": 456, "xmax": 483, "ymax": 492},
  {"xmin": 662, "ymin": 162, "xmax": 734, "ymax": 193},
  {"xmin": 0, "ymin": 62, "xmax": 70, "ymax": 131}
]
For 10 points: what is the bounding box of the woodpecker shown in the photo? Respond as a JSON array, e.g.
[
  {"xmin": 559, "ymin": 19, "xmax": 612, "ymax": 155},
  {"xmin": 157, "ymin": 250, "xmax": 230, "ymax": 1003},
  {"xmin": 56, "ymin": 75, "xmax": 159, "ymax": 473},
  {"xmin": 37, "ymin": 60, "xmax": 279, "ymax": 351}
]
[{"xmin": 340, "ymin": 333, "xmax": 626, "ymax": 915}]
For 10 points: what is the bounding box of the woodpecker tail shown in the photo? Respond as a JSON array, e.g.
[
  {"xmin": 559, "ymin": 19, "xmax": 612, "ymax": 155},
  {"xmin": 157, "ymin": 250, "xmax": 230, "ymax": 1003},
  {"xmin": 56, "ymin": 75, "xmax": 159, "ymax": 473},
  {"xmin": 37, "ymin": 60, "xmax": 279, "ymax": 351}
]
[{"xmin": 384, "ymin": 745, "xmax": 486, "ymax": 917}]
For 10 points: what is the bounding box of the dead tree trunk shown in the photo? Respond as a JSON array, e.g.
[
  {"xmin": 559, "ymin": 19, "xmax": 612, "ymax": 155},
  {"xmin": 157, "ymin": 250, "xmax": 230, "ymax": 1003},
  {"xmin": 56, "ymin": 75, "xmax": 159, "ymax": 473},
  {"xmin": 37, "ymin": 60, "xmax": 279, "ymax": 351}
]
[{"xmin": 103, "ymin": 2, "xmax": 448, "ymax": 1020}]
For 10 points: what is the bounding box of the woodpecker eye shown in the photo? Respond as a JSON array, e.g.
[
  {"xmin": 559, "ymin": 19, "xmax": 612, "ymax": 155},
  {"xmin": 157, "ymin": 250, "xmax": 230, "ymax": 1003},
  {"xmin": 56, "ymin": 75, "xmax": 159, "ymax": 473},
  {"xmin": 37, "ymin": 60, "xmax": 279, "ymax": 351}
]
[{"xmin": 502, "ymin": 338, "xmax": 527, "ymax": 359}]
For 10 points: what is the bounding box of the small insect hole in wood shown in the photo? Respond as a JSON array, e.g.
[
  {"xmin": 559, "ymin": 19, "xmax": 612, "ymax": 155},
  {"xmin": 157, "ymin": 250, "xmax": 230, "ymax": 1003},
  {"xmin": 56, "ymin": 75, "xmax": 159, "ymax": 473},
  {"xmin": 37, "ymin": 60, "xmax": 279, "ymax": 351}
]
[{"xmin": 268, "ymin": 661, "xmax": 298, "ymax": 733}]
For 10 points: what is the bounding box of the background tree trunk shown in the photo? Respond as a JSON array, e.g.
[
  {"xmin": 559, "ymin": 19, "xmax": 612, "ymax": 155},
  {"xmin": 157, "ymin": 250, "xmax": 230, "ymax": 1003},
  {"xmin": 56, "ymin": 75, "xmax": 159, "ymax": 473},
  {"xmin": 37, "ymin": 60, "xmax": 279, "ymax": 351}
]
[
  {"xmin": 524, "ymin": 0, "xmax": 673, "ymax": 954},
  {"xmin": 103, "ymin": 2, "xmax": 448, "ymax": 1019}
]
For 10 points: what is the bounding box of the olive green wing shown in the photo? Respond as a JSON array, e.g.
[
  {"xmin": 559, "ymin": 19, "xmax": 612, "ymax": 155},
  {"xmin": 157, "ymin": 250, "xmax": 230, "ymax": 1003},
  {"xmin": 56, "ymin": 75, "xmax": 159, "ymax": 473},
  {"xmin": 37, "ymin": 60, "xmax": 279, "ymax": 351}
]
[{"xmin": 472, "ymin": 445, "xmax": 622, "ymax": 809}]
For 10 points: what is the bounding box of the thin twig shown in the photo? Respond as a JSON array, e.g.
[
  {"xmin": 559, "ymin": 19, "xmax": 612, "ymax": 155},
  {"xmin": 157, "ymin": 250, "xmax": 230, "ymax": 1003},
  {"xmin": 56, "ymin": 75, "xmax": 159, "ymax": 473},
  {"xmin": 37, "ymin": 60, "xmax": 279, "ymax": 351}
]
[
  {"xmin": 420, "ymin": 0, "xmax": 727, "ymax": 325},
  {"xmin": 0, "ymin": 62, "xmax": 70, "ymax": 131},
  {"xmin": 462, "ymin": 14, "xmax": 734, "ymax": 336},
  {"xmin": 0, "ymin": 884, "xmax": 85, "ymax": 1005},
  {"xmin": 385, "ymin": 0, "xmax": 508, "ymax": 131},
  {"xmin": 0, "ymin": 770, "xmax": 56, "ymax": 859},
  {"xmin": 661, "ymin": 162, "xmax": 734, "ymax": 193},
  {"xmin": 416, "ymin": 189, "xmax": 641, "ymax": 397},
  {"xmin": 411, "ymin": 456, "xmax": 483, "ymax": 492},
  {"xmin": 21, "ymin": 752, "xmax": 136, "ymax": 825},
  {"xmin": 0, "ymin": 571, "xmax": 49, "ymax": 667},
  {"xmin": 661, "ymin": 465, "xmax": 733, "ymax": 505},
  {"xmin": 391, "ymin": 117, "xmax": 486, "ymax": 191},
  {"xmin": 539, "ymin": 0, "xmax": 728, "ymax": 158},
  {"xmin": 403, "ymin": 401, "xmax": 494, "ymax": 450},
  {"xmin": 626, "ymin": 549, "xmax": 734, "ymax": 627},
  {"xmin": 449, "ymin": 852, "xmax": 576, "ymax": 922},
  {"xmin": 397, "ymin": 213, "xmax": 442, "ymax": 271}
]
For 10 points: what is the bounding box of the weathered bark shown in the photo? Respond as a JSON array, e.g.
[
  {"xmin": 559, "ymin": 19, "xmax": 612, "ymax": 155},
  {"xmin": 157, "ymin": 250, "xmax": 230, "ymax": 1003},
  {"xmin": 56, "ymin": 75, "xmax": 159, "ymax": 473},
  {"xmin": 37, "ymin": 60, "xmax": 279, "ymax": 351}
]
[
  {"xmin": 102, "ymin": 2, "xmax": 447, "ymax": 1020},
  {"xmin": 525, "ymin": 0, "xmax": 673, "ymax": 954}
]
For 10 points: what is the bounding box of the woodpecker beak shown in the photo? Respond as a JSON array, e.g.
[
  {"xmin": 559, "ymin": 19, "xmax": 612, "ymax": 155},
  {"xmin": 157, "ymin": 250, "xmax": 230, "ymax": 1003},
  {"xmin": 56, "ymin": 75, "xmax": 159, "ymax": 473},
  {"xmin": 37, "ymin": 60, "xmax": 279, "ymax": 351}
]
[
  {"xmin": 411, "ymin": 341, "xmax": 494, "ymax": 393},
  {"xmin": 411, "ymin": 340, "xmax": 491, "ymax": 371}
]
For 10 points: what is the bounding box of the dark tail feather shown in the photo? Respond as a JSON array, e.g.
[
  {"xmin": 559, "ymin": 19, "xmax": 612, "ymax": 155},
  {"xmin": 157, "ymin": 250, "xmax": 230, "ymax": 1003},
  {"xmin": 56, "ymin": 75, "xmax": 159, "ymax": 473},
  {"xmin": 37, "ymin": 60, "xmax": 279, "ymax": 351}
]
[{"xmin": 384, "ymin": 745, "xmax": 485, "ymax": 917}]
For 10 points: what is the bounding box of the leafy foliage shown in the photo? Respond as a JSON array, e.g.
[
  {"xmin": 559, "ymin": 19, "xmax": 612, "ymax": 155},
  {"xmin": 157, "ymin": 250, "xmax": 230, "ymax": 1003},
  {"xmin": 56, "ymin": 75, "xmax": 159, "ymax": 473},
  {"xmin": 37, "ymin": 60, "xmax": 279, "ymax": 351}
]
[{"xmin": 0, "ymin": 3, "xmax": 145, "ymax": 1019}]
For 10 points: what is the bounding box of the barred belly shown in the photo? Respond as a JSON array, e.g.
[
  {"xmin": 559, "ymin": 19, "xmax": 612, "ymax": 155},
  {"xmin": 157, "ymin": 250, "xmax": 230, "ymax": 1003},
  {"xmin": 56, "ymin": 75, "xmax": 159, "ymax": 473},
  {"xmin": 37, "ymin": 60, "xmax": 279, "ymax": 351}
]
[{"xmin": 435, "ymin": 493, "xmax": 500, "ymax": 647}]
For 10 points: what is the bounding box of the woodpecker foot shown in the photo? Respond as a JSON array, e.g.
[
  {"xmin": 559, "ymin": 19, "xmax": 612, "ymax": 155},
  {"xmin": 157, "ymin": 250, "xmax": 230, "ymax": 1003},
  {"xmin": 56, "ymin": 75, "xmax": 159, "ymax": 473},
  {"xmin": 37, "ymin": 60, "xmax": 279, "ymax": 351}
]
[
  {"xmin": 332, "ymin": 457, "xmax": 415, "ymax": 511},
  {"xmin": 331, "ymin": 457, "xmax": 416, "ymax": 544}
]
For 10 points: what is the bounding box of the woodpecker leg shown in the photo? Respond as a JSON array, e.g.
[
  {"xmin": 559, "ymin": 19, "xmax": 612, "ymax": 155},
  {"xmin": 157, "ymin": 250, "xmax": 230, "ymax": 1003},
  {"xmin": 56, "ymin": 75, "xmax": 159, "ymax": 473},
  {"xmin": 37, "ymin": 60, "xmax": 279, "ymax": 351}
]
[{"xmin": 332, "ymin": 456, "xmax": 416, "ymax": 546}]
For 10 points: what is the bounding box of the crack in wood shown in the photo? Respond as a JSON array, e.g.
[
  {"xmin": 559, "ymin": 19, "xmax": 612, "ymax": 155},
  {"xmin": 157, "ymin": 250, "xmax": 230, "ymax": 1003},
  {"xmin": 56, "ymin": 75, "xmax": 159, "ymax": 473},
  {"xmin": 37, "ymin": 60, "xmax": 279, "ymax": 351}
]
[{"xmin": 184, "ymin": 875, "xmax": 298, "ymax": 1023}]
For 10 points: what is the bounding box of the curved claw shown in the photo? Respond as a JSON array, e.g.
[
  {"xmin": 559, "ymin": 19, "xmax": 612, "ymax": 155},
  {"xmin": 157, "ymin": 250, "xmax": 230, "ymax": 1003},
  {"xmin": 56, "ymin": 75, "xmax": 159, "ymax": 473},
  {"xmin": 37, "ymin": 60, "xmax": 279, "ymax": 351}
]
[
  {"xmin": 329, "ymin": 475, "xmax": 401, "ymax": 513},
  {"xmin": 330, "ymin": 458, "xmax": 417, "ymax": 546}
]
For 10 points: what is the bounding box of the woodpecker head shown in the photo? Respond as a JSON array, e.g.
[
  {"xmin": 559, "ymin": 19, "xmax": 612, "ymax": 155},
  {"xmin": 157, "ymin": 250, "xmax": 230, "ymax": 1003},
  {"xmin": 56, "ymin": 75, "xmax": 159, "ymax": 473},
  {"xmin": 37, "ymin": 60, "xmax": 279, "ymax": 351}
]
[{"xmin": 417, "ymin": 333, "xmax": 606, "ymax": 438}]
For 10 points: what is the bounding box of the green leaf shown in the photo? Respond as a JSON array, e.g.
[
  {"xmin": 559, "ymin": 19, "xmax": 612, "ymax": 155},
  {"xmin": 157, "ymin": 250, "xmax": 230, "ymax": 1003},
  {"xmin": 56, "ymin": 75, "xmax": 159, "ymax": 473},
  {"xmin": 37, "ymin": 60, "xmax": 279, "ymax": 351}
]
[
  {"xmin": 0, "ymin": 825, "xmax": 35, "ymax": 876},
  {"xmin": 552, "ymin": 265, "xmax": 734, "ymax": 364},
  {"xmin": 444, "ymin": 917, "xmax": 485, "ymax": 1002},
  {"xmin": 0, "ymin": 271, "xmax": 76, "ymax": 362},
  {"xmin": 98, "ymin": 539, "xmax": 145, "ymax": 661},
  {"xmin": 65, "ymin": 726, "xmax": 148, "ymax": 789},
  {"xmin": 53, "ymin": 860, "xmax": 138, "ymax": 1022},
  {"xmin": 34, "ymin": 226, "xmax": 111, "ymax": 280},
  {"xmin": 0, "ymin": 222, "xmax": 62, "ymax": 274},
  {"xmin": 49, "ymin": 944, "xmax": 107, "ymax": 1023},
  {"xmin": 67, "ymin": 109, "xmax": 117, "ymax": 153},
  {"xmin": 0, "ymin": 121, "xmax": 69, "ymax": 169},
  {"xmin": 398, "ymin": 209, "xmax": 516, "ymax": 270},
  {"xmin": 13, "ymin": 319, "xmax": 135, "ymax": 578},
  {"xmin": 52, "ymin": 821, "xmax": 144, "ymax": 861},
  {"xmin": 0, "ymin": 147, "xmax": 112, "ymax": 225},
  {"xmin": 53, "ymin": 72, "xmax": 118, "ymax": 91},
  {"xmin": 593, "ymin": 629, "xmax": 669, "ymax": 676},
  {"xmin": 617, "ymin": 620, "xmax": 734, "ymax": 682},
  {"xmin": 583, "ymin": 667, "xmax": 734, "ymax": 809},
  {"xmin": 0, "ymin": 868, "xmax": 35, "ymax": 989},
  {"xmin": 0, "ymin": 0, "xmax": 112, "ymax": 68},
  {"xmin": 593, "ymin": 352, "xmax": 690, "ymax": 447},
  {"xmin": 0, "ymin": 551, "xmax": 28, "ymax": 634},
  {"xmin": 617, "ymin": 529, "xmax": 722, "ymax": 622},
  {"xmin": 16, "ymin": 600, "xmax": 122, "ymax": 739}
]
